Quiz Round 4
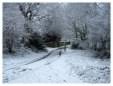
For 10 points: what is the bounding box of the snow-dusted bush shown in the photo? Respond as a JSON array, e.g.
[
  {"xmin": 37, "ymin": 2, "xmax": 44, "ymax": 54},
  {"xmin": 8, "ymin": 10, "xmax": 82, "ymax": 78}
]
[
  {"xmin": 43, "ymin": 31, "xmax": 61, "ymax": 47},
  {"xmin": 24, "ymin": 32, "xmax": 46, "ymax": 51},
  {"xmin": 71, "ymin": 38, "xmax": 80, "ymax": 49}
]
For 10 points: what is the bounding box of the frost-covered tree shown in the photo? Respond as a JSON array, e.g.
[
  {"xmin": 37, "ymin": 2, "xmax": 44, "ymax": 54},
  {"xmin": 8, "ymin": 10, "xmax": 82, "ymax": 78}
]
[
  {"xmin": 19, "ymin": 3, "xmax": 39, "ymax": 33},
  {"xmin": 87, "ymin": 3, "xmax": 110, "ymax": 58},
  {"xmin": 64, "ymin": 3, "xmax": 110, "ymax": 55},
  {"xmin": 85, "ymin": 4, "xmax": 110, "ymax": 49},
  {"xmin": 18, "ymin": 3, "xmax": 48, "ymax": 50},
  {"xmin": 3, "ymin": 3, "xmax": 24, "ymax": 53},
  {"xmin": 41, "ymin": 4, "xmax": 64, "ymax": 47},
  {"xmin": 3, "ymin": 21, "xmax": 20, "ymax": 53}
]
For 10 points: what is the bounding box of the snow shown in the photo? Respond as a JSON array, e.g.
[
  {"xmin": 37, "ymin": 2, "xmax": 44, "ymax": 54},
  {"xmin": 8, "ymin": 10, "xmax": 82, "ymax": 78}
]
[{"xmin": 3, "ymin": 48, "xmax": 110, "ymax": 83}]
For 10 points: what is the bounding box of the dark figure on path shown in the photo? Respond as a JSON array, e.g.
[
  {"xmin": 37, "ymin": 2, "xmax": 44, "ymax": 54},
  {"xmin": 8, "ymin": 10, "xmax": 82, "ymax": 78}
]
[
  {"xmin": 59, "ymin": 50, "xmax": 62, "ymax": 56},
  {"xmin": 64, "ymin": 42, "xmax": 67, "ymax": 52}
]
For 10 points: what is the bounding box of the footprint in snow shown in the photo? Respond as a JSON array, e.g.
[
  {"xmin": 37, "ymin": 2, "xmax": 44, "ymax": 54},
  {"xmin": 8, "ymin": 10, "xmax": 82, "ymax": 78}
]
[
  {"xmin": 19, "ymin": 68, "xmax": 32, "ymax": 72},
  {"xmin": 63, "ymin": 80, "xmax": 67, "ymax": 82}
]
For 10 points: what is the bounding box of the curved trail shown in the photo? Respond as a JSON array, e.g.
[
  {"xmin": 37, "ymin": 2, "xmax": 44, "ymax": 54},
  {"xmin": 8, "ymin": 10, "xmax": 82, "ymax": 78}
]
[
  {"xmin": 25, "ymin": 47, "xmax": 63, "ymax": 65},
  {"xmin": 5, "ymin": 47, "xmax": 64, "ymax": 71}
]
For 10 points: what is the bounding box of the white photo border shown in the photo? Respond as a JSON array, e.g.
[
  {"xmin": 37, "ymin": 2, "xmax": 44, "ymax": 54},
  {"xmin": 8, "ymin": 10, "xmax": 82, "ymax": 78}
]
[{"xmin": 0, "ymin": 0, "xmax": 112, "ymax": 86}]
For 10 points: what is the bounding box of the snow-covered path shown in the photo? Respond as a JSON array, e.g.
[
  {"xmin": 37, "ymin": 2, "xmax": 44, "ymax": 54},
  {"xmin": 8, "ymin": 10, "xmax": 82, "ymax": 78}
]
[{"xmin": 3, "ymin": 48, "xmax": 110, "ymax": 83}]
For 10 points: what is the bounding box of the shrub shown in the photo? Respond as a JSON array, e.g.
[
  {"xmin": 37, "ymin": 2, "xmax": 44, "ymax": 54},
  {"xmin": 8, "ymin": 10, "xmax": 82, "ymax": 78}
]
[
  {"xmin": 24, "ymin": 32, "xmax": 46, "ymax": 51},
  {"xmin": 43, "ymin": 31, "xmax": 61, "ymax": 47},
  {"xmin": 71, "ymin": 43, "xmax": 79, "ymax": 49}
]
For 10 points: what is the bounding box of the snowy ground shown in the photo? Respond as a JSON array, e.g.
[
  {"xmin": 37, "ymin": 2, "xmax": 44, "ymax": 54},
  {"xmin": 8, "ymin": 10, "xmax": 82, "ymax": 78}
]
[{"xmin": 3, "ymin": 48, "xmax": 110, "ymax": 83}]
